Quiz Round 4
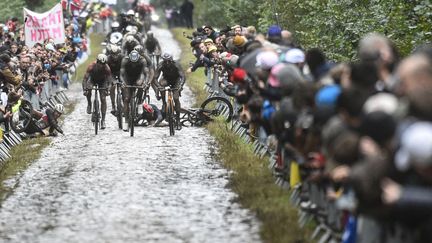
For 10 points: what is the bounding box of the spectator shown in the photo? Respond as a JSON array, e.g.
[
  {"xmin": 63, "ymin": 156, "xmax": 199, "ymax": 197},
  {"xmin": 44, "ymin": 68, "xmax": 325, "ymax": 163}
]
[{"xmin": 180, "ymin": 0, "xmax": 194, "ymax": 29}]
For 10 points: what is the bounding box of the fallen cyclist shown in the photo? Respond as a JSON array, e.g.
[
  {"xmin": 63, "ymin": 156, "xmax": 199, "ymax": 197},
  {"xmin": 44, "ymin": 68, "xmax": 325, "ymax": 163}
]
[
  {"xmin": 135, "ymin": 103, "xmax": 163, "ymax": 127},
  {"xmin": 8, "ymin": 95, "xmax": 65, "ymax": 137}
]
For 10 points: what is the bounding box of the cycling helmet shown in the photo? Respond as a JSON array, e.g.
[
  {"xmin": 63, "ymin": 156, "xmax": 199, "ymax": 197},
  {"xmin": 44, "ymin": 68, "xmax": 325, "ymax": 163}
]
[
  {"xmin": 127, "ymin": 9, "xmax": 135, "ymax": 16},
  {"xmin": 54, "ymin": 104, "xmax": 65, "ymax": 114},
  {"xmin": 129, "ymin": 50, "xmax": 140, "ymax": 62},
  {"xmin": 111, "ymin": 21, "xmax": 120, "ymax": 29},
  {"xmin": 143, "ymin": 103, "xmax": 154, "ymax": 114},
  {"xmin": 161, "ymin": 52, "xmax": 173, "ymax": 62},
  {"xmin": 97, "ymin": 53, "xmax": 108, "ymax": 64},
  {"xmin": 134, "ymin": 45, "xmax": 144, "ymax": 53},
  {"xmin": 146, "ymin": 31, "xmax": 153, "ymax": 37},
  {"xmin": 125, "ymin": 35, "xmax": 135, "ymax": 43},
  {"xmin": 111, "ymin": 45, "xmax": 120, "ymax": 54}
]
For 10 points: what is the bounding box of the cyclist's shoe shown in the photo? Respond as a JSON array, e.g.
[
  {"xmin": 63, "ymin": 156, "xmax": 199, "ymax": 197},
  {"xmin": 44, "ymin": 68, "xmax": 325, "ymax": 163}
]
[
  {"xmin": 101, "ymin": 120, "xmax": 106, "ymax": 129},
  {"xmin": 86, "ymin": 104, "xmax": 92, "ymax": 114},
  {"xmin": 110, "ymin": 110, "xmax": 117, "ymax": 116},
  {"xmin": 155, "ymin": 94, "xmax": 161, "ymax": 101}
]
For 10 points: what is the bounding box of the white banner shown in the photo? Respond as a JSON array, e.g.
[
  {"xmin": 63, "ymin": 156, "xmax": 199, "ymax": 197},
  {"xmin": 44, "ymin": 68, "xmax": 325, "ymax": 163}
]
[{"xmin": 23, "ymin": 3, "xmax": 66, "ymax": 47}]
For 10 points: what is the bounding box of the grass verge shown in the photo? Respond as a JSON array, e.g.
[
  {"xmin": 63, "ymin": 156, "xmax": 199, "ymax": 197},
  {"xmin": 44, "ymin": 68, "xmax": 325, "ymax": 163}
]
[
  {"xmin": 172, "ymin": 27, "xmax": 310, "ymax": 243},
  {"xmin": 0, "ymin": 34, "xmax": 104, "ymax": 202}
]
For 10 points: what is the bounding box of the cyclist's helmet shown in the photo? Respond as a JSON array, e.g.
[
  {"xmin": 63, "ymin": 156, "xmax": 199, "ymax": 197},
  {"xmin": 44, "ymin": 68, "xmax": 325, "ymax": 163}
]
[
  {"xmin": 125, "ymin": 35, "xmax": 135, "ymax": 43},
  {"xmin": 146, "ymin": 31, "xmax": 153, "ymax": 38},
  {"xmin": 111, "ymin": 21, "xmax": 120, "ymax": 31},
  {"xmin": 127, "ymin": 9, "xmax": 135, "ymax": 16},
  {"xmin": 110, "ymin": 45, "xmax": 120, "ymax": 55},
  {"xmin": 54, "ymin": 104, "xmax": 65, "ymax": 114},
  {"xmin": 97, "ymin": 53, "xmax": 108, "ymax": 64},
  {"xmin": 129, "ymin": 50, "xmax": 140, "ymax": 62},
  {"xmin": 143, "ymin": 103, "xmax": 154, "ymax": 114},
  {"xmin": 134, "ymin": 45, "xmax": 144, "ymax": 53},
  {"xmin": 161, "ymin": 52, "xmax": 173, "ymax": 62}
]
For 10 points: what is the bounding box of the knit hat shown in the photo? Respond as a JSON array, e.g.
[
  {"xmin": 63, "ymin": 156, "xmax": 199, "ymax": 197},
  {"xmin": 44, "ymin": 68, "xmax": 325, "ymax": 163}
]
[
  {"xmin": 363, "ymin": 93, "xmax": 399, "ymax": 115},
  {"xmin": 256, "ymin": 51, "xmax": 279, "ymax": 70},
  {"xmin": 285, "ymin": 48, "xmax": 305, "ymax": 64},
  {"xmin": 395, "ymin": 122, "xmax": 432, "ymax": 171},
  {"xmin": 268, "ymin": 63, "xmax": 303, "ymax": 94},
  {"xmin": 267, "ymin": 25, "xmax": 282, "ymax": 37},
  {"xmin": 315, "ymin": 85, "xmax": 342, "ymax": 108},
  {"xmin": 230, "ymin": 68, "xmax": 247, "ymax": 83},
  {"xmin": 233, "ymin": 35, "xmax": 247, "ymax": 47}
]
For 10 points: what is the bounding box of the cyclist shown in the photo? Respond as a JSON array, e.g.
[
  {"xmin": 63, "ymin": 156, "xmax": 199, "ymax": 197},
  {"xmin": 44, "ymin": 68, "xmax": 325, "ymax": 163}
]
[
  {"xmin": 105, "ymin": 21, "xmax": 123, "ymax": 45},
  {"xmin": 120, "ymin": 50, "xmax": 149, "ymax": 131},
  {"xmin": 153, "ymin": 53, "xmax": 185, "ymax": 129},
  {"xmin": 144, "ymin": 31, "xmax": 162, "ymax": 64},
  {"xmin": 122, "ymin": 35, "xmax": 140, "ymax": 55},
  {"xmin": 107, "ymin": 45, "xmax": 124, "ymax": 116},
  {"xmin": 82, "ymin": 54, "xmax": 111, "ymax": 129},
  {"xmin": 136, "ymin": 103, "xmax": 163, "ymax": 126},
  {"xmin": 20, "ymin": 103, "xmax": 65, "ymax": 137},
  {"xmin": 124, "ymin": 26, "xmax": 144, "ymax": 45}
]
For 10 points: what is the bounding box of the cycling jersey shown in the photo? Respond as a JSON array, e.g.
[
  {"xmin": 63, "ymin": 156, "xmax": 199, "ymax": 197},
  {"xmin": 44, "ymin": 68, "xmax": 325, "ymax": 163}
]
[{"xmin": 120, "ymin": 57, "xmax": 146, "ymax": 85}]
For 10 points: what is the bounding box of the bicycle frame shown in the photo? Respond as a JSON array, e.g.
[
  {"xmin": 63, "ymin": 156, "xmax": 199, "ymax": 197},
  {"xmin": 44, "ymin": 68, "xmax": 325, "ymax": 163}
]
[
  {"xmin": 90, "ymin": 86, "xmax": 107, "ymax": 135},
  {"xmin": 159, "ymin": 86, "xmax": 177, "ymax": 136},
  {"xmin": 149, "ymin": 53, "xmax": 160, "ymax": 69},
  {"xmin": 123, "ymin": 84, "xmax": 144, "ymax": 137},
  {"xmin": 114, "ymin": 77, "xmax": 123, "ymax": 130}
]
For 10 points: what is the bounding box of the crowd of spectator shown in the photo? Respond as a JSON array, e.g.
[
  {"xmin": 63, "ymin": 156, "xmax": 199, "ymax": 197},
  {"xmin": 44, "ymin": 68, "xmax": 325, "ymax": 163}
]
[
  {"xmin": 186, "ymin": 23, "xmax": 432, "ymax": 242},
  {"xmin": 0, "ymin": 1, "xmax": 114, "ymax": 137}
]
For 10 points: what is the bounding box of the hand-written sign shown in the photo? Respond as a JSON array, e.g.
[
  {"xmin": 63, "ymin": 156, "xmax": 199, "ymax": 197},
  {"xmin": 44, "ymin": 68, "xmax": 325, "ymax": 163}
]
[{"xmin": 23, "ymin": 3, "xmax": 66, "ymax": 47}]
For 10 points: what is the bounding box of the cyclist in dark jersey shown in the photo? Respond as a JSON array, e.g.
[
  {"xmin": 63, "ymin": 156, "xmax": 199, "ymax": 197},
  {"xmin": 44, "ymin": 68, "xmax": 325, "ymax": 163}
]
[
  {"xmin": 106, "ymin": 45, "xmax": 124, "ymax": 116},
  {"xmin": 144, "ymin": 31, "xmax": 162, "ymax": 63},
  {"xmin": 120, "ymin": 50, "xmax": 149, "ymax": 131},
  {"xmin": 153, "ymin": 53, "xmax": 185, "ymax": 129},
  {"xmin": 24, "ymin": 103, "xmax": 64, "ymax": 136},
  {"xmin": 122, "ymin": 35, "xmax": 140, "ymax": 55},
  {"xmin": 82, "ymin": 54, "xmax": 111, "ymax": 129}
]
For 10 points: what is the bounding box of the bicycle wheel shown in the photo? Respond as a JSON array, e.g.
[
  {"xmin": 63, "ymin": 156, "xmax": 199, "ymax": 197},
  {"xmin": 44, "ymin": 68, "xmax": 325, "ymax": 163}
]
[
  {"xmin": 93, "ymin": 91, "xmax": 100, "ymax": 135},
  {"xmin": 200, "ymin": 96, "xmax": 234, "ymax": 123},
  {"xmin": 129, "ymin": 90, "xmax": 136, "ymax": 137},
  {"xmin": 116, "ymin": 85, "xmax": 123, "ymax": 129},
  {"xmin": 10, "ymin": 100, "xmax": 33, "ymax": 134},
  {"xmin": 167, "ymin": 99, "xmax": 175, "ymax": 136}
]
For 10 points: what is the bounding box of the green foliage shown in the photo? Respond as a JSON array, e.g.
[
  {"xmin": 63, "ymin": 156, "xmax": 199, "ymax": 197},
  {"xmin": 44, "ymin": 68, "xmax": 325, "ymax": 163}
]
[{"xmin": 192, "ymin": 0, "xmax": 432, "ymax": 61}]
